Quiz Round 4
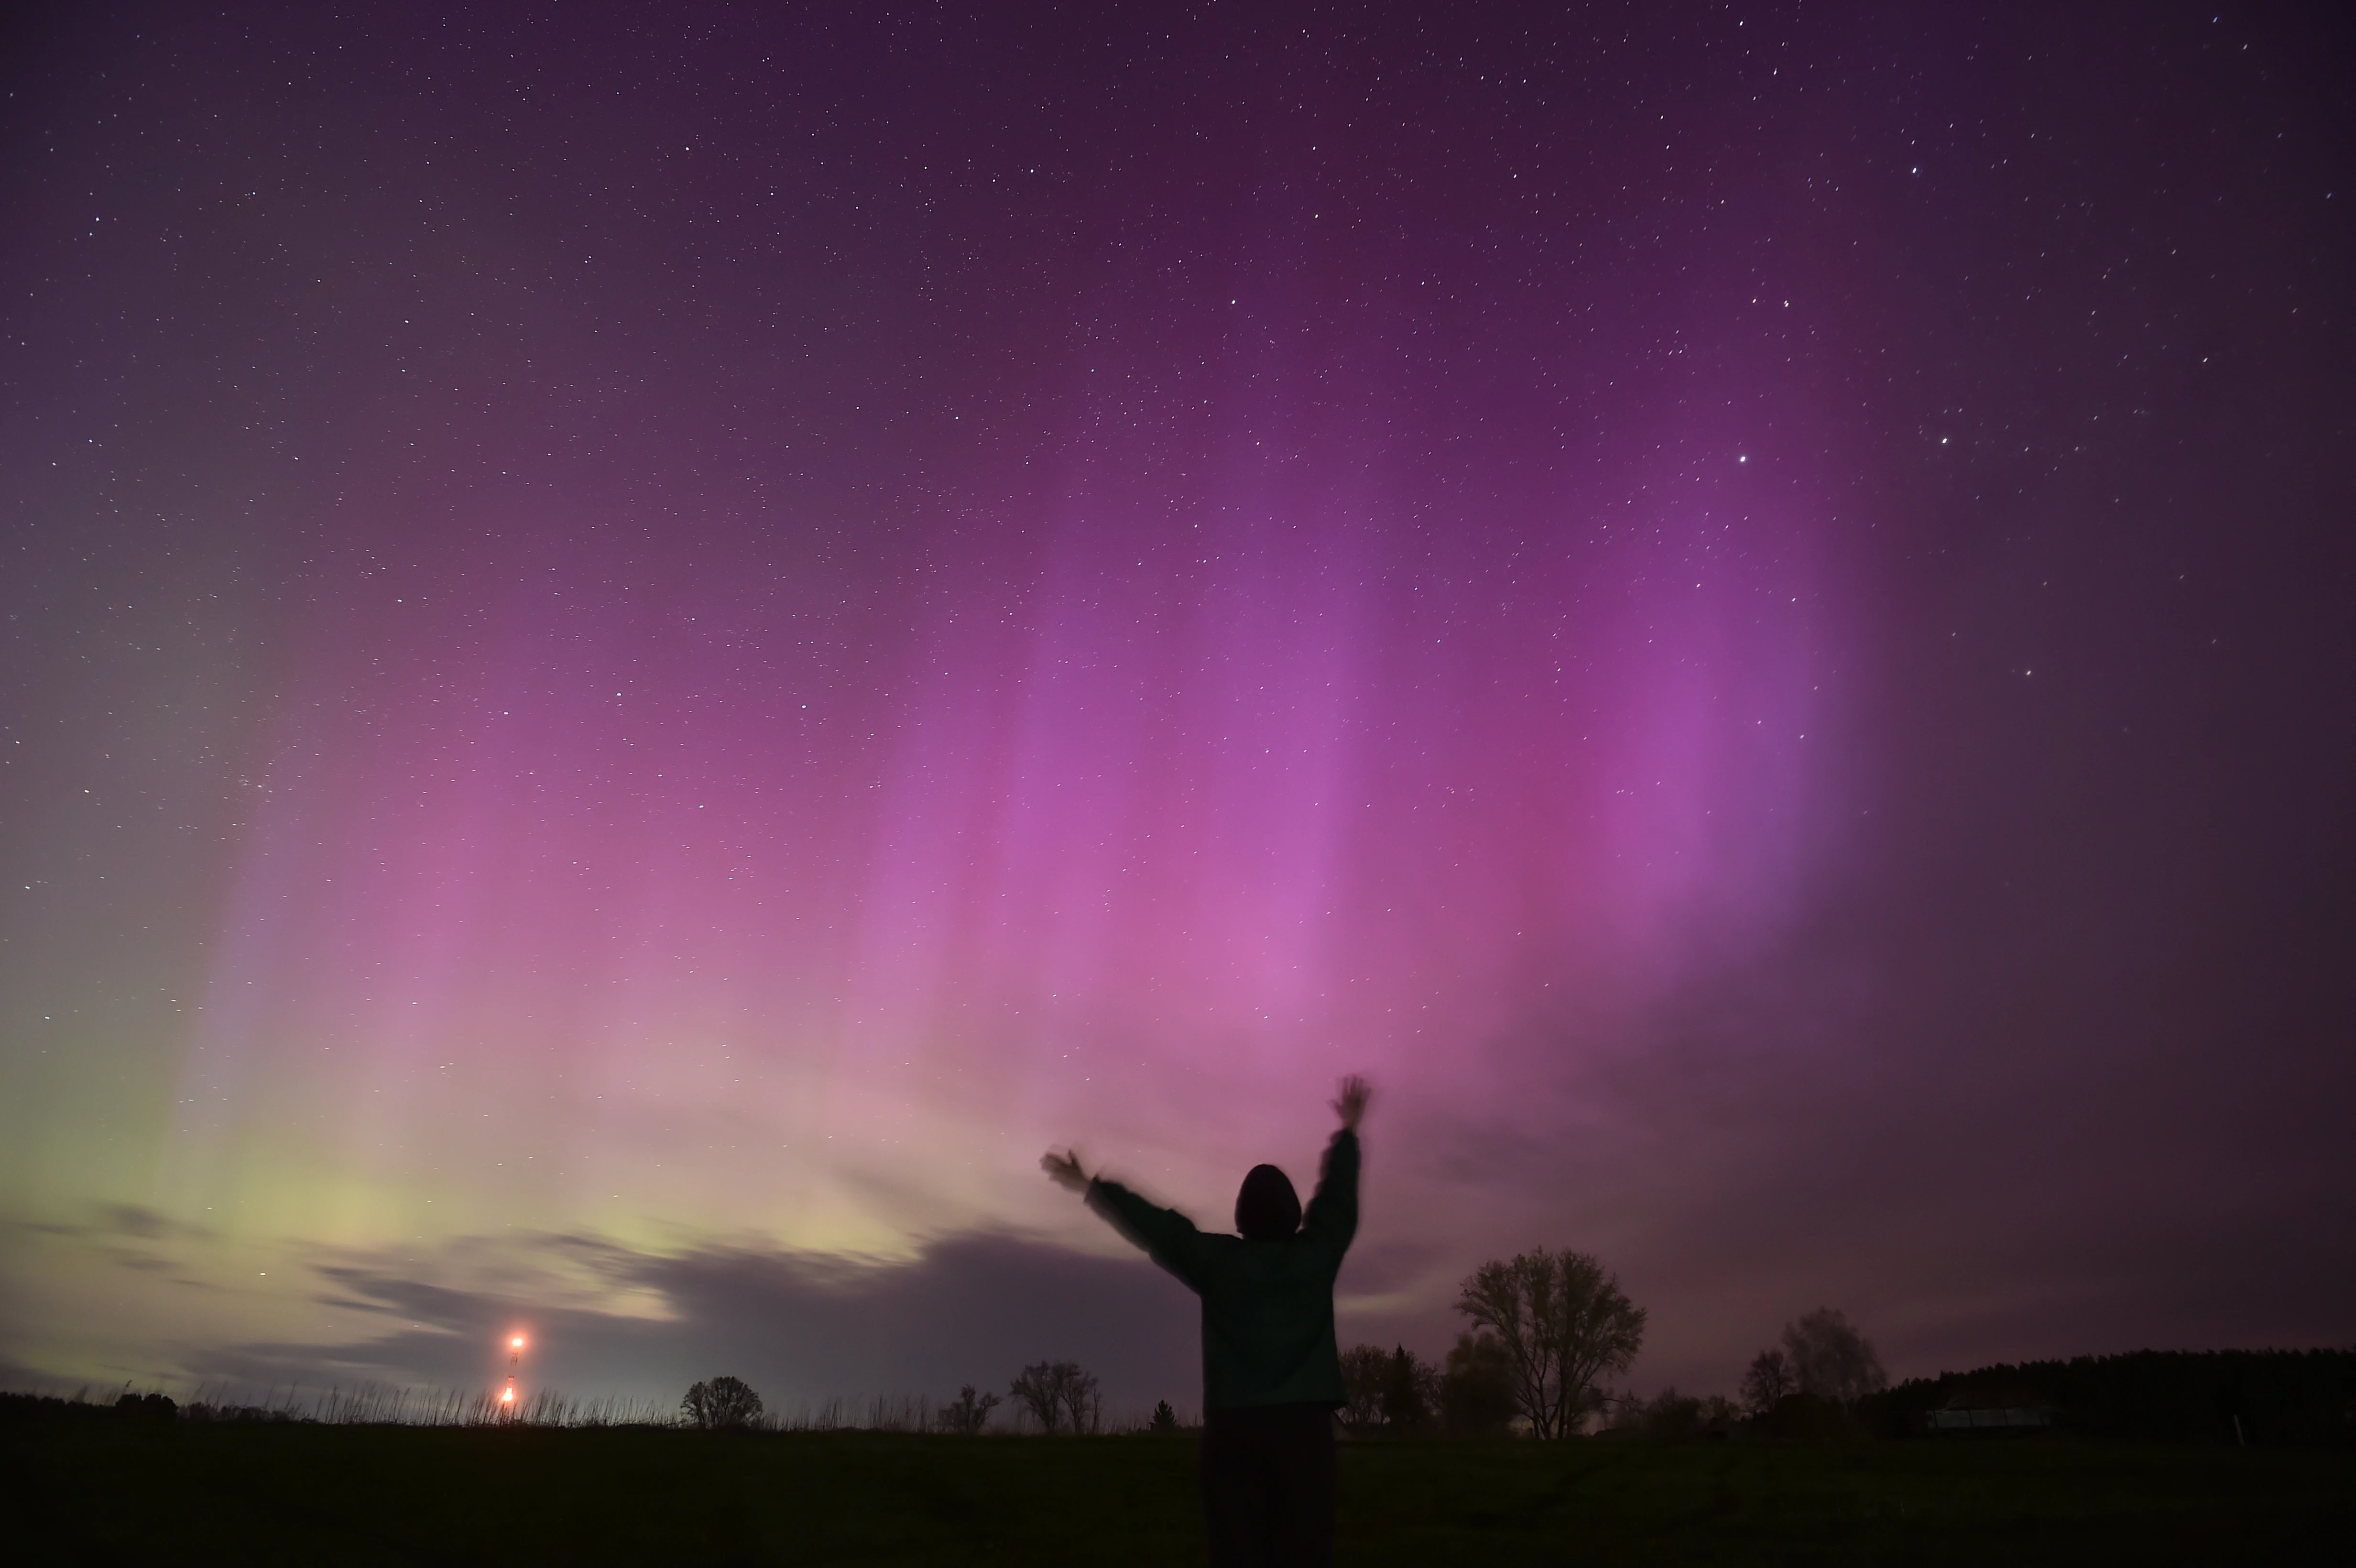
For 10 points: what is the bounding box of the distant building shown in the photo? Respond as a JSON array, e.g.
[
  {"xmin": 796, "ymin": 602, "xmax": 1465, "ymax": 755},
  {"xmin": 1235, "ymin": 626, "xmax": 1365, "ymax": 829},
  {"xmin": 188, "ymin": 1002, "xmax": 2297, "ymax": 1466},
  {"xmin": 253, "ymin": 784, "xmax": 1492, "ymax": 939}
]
[
  {"xmin": 1927, "ymin": 1405, "xmax": 2051, "ymax": 1430},
  {"xmin": 1927, "ymin": 1393, "xmax": 2053, "ymax": 1432}
]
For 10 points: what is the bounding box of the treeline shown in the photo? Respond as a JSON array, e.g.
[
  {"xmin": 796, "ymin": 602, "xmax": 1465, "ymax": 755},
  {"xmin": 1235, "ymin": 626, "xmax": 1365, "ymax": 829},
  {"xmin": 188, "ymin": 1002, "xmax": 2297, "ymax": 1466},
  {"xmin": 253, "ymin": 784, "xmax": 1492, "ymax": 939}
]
[
  {"xmin": 676, "ymin": 1366, "xmax": 1150, "ymax": 1437},
  {"xmin": 698, "ymin": 1243, "xmax": 1652, "ymax": 1443},
  {"xmin": 1341, "ymin": 1340, "xmax": 2356, "ymax": 1448},
  {"xmin": 0, "ymin": 1386, "xmax": 681, "ymax": 1429},
  {"xmin": 2, "ymin": 1392, "xmax": 196, "ymax": 1425},
  {"xmin": 1335, "ymin": 1248, "xmax": 2356, "ymax": 1449},
  {"xmin": 1862, "ymin": 1350, "xmax": 2356, "ymax": 1446},
  {"xmin": 1337, "ymin": 1338, "xmax": 1516, "ymax": 1438}
]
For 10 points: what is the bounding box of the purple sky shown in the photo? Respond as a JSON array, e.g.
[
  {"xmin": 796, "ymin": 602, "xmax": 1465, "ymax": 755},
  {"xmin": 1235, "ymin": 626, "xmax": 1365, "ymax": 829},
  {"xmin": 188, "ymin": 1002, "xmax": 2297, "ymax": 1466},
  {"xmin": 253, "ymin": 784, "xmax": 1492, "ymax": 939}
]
[{"xmin": 2, "ymin": 3, "xmax": 2351, "ymax": 1417}]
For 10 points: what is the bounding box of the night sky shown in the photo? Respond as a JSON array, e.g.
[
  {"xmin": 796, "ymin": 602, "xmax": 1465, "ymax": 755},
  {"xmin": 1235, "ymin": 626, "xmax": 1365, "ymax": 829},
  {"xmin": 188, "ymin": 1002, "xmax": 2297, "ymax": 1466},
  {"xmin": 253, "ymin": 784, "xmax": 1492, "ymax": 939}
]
[{"xmin": 3, "ymin": 3, "xmax": 2351, "ymax": 1416}]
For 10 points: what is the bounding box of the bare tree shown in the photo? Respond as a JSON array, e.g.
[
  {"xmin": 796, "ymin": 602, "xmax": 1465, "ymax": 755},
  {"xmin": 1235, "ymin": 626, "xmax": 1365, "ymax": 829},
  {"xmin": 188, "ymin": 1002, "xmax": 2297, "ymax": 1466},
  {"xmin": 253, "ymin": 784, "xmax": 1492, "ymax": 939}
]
[
  {"xmin": 680, "ymin": 1376, "xmax": 764, "ymax": 1430},
  {"xmin": 1456, "ymin": 1248, "xmax": 1647, "ymax": 1439},
  {"xmin": 1740, "ymin": 1347, "xmax": 1792, "ymax": 1414},
  {"xmin": 1780, "ymin": 1308, "xmax": 1887, "ymax": 1405},
  {"xmin": 1009, "ymin": 1362, "xmax": 1062, "ymax": 1433},
  {"xmin": 938, "ymin": 1384, "xmax": 1000, "ymax": 1435},
  {"xmin": 1058, "ymin": 1364, "xmax": 1102, "ymax": 1436},
  {"xmin": 1007, "ymin": 1361, "xmax": 1097, "ymax": 1434}
]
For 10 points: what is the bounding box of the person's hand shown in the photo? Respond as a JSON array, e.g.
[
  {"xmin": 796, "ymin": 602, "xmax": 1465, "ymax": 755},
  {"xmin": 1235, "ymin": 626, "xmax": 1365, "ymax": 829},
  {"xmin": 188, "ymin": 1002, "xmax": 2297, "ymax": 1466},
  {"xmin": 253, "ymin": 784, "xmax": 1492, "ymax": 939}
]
[
  {"xmin": 1041, "ymin": 1149, "xmax": 1091, "ymax": 1192},
  {"xmin": 1333, "ymin": 1074, "xmax": 1371, "ymax": 1132}
]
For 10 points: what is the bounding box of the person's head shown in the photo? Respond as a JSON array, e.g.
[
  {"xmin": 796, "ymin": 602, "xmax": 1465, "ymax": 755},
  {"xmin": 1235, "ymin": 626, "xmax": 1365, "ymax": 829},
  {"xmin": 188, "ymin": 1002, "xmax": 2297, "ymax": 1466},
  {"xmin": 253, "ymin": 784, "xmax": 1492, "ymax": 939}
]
[{"xmin": 1234, "ymin": 1164, "xmax": 1301, "ymax": 1241}]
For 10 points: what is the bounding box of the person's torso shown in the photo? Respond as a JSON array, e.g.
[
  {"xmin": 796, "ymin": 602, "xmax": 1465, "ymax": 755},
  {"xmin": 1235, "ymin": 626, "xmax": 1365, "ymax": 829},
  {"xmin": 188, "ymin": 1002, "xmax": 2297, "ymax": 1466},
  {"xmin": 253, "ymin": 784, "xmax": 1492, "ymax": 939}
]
[{"xmin": 1193, "ymin": 1237, "xmax": 1345, "ymax": 1406}]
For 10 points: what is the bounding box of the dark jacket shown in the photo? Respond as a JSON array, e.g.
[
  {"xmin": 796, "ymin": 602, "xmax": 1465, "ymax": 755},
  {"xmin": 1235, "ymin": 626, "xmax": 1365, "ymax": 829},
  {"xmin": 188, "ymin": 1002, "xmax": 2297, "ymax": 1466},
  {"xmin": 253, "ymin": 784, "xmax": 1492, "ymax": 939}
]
[{"xmin": 1087, "ymin": 1129, "xmax": 1359, "ymax": 1410}]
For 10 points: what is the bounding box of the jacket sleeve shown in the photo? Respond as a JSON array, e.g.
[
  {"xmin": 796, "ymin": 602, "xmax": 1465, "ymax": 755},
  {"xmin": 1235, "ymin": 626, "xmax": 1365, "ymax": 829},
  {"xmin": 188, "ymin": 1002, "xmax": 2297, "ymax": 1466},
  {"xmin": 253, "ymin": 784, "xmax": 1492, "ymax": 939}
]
[
  {"xmin": 1086, "ymin": 1178, "xmax": 1211, "ymax": 1293},
  {"xmin": 1299, "ymin": 1127, "xmax": 1360, "ymax": 1262}
]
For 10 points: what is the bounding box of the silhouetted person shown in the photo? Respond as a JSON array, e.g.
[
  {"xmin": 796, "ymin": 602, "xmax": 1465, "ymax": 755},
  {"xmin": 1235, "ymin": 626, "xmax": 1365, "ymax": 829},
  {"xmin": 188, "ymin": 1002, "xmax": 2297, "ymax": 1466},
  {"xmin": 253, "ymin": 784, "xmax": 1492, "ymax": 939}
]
[{"xmin": 1044, "ymin": 1074, "xmax": 1368, "ymax": 1568}]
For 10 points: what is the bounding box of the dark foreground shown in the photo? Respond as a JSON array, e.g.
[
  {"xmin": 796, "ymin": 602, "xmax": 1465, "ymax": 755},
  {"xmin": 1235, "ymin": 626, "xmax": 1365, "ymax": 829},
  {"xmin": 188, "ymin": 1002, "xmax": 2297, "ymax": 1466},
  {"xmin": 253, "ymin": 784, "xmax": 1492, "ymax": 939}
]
[{"xmin": 6, "ymin": 1420, "xmax": 2351, "ymax": 1565}]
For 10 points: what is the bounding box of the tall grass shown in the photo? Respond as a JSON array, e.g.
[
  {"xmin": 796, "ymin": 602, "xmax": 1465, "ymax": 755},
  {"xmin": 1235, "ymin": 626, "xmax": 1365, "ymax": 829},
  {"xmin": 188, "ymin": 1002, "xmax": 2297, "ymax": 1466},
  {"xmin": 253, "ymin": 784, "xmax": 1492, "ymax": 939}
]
[
  {"xmin": 17, "ymin": 1378, "xmax": 1186, "ymax": 1434},
  {"xmin": 169, "ymin": 1380, "xmax": 675, "ymax": 1428},
  {"xmin": 759, "ymin": 1394, "xmax": 925, "ymax": 1432}
]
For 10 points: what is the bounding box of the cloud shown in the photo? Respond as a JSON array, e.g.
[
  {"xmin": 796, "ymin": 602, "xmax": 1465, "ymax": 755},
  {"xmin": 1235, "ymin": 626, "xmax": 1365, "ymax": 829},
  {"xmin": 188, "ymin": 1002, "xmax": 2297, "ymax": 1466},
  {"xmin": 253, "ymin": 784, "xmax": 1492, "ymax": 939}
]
[
  {"xmin": 181, "ymin": 1229, "xmax": 1203, "ymax": 1417},
  {"xmin": 0, "ymin": 1353, "xmax": 81, "ymax": 1396},
  {"xmin": 20, "ymin": 1203, "xmax": 218, "ymax": 1244}
]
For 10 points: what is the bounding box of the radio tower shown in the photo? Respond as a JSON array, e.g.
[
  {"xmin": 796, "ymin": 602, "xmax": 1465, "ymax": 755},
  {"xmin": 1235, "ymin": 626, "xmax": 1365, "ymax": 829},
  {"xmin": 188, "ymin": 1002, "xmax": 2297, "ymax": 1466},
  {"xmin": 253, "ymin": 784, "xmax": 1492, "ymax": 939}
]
[{"xmin": 501, "ymin": 1334, "xmax": 526, "ymax": 1418}]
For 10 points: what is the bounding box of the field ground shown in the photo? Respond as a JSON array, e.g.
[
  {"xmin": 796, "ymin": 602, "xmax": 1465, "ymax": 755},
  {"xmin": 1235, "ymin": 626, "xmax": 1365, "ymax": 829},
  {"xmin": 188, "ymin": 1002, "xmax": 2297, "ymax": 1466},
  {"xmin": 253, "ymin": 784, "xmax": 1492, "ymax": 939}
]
[{"xmin": 6, "ymin": 1420, "xmax": 2352, "ymax": 1564}]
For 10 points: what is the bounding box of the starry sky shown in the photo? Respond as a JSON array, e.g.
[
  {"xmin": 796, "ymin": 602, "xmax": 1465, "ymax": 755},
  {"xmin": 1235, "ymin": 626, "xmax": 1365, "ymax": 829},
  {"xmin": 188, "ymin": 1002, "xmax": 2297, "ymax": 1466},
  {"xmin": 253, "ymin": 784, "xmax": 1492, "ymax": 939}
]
[{"xmin": 2, "ymin": 3, "xmax": 2351, "ymax": 1416}]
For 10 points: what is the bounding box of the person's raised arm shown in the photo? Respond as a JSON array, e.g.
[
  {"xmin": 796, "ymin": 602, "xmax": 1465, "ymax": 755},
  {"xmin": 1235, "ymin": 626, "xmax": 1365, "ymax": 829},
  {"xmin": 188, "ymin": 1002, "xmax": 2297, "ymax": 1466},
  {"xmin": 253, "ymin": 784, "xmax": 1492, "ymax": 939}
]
[
  {"xmin": 1333, "ymin": 1074, "xmax": 1370, "ymax": 1134},
  {"xmin": 1042, "ymin": 1146, "xmax": 1210, "ymax": 1288},
  {"xmin": 1041, "ymin": 1148, "xmax": 1091, "ymax": 1192},
  {"xmin": 1301, "ymin": 1075, "xmax": 1367, "ymax": 1254}
]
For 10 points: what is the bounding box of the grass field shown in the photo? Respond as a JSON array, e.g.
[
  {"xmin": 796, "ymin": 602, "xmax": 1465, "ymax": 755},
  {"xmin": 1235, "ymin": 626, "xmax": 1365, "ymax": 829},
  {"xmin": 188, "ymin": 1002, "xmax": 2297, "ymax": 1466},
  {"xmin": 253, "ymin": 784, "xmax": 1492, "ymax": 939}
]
[{"xmin": 7, "ymin": 1420, "xmax": 2351, "ymax": 1564}]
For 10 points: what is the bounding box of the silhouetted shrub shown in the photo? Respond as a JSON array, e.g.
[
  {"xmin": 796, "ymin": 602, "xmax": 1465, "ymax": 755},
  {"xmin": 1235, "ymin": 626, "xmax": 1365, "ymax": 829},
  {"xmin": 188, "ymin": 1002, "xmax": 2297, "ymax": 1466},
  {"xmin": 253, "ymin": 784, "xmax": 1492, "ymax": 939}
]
[
  {"xmin": 680, "ymin": 1376, "xmax": 764, "ymax": 1430},
  {"xmin": 1339, "ymin": 1344, "xmax": 1440, "ymax": 1436},
  {"xmin": 938, "ymin": 1384, "xmax": 1000, "ymax": 1435},
  {"xmin": 182, "ymin": 1403, "xmax": 296, "ymax": 1424},
  {"xmin": 115, "ymin": 1393, "xmax": 177, "ymax": 1423},
  {"xmin": 1441, "ymin": 1330, "xmax": 1518, "ymax": 1437},
  {"xmin": 1148, "ymin": 1399, "xmax": 1179, "ymax": 1435}
]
